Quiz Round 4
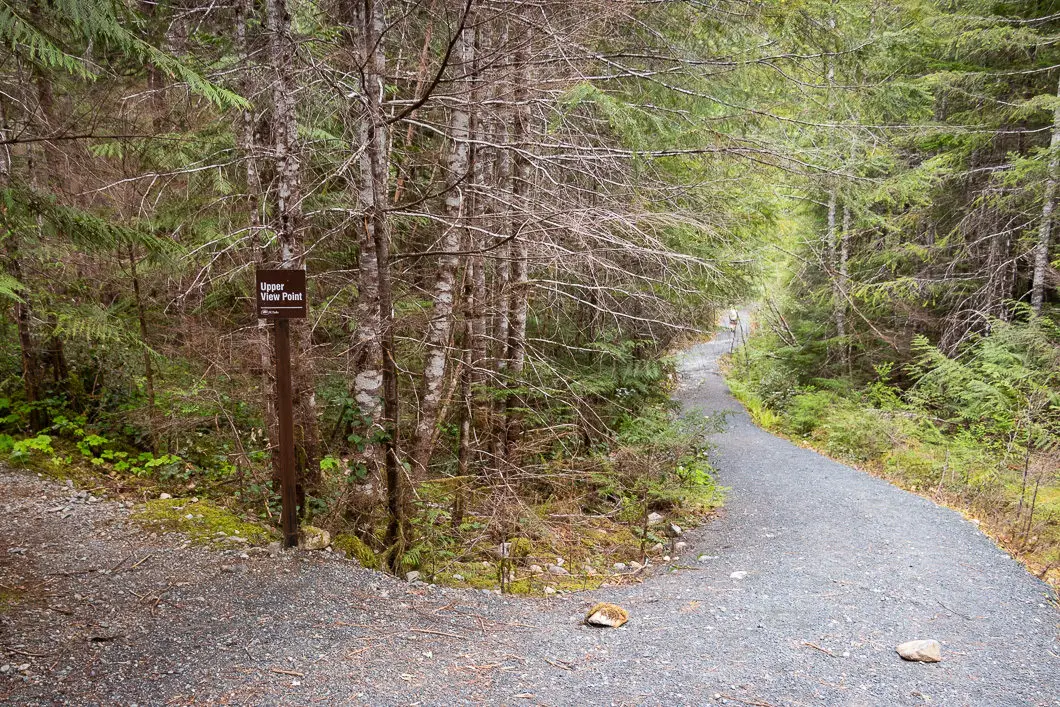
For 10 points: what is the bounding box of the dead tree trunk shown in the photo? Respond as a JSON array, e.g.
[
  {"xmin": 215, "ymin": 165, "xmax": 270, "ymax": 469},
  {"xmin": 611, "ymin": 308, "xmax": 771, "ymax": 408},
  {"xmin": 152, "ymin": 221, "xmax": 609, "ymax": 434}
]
[
  {"xmin": 127, "ymin": 244, "xmax": 159, "ymax": 450},
  {"xmin": 237, "ymin": 0, "xmax": 279, "ymax": 475},
  {"xmin": 411, "ymin": 9, "xmax": 476, "ymax": 479},
  {"xmin": 1031, "ymin": 76, "xmax": 1060, "ymax": 313},
  {"xmin": 347, "ymin": 1, "xmax": 386, "ymax": 483},
  {"xmin": 503, "ymin": 15, "xmax": 532, "ymax": 462},
  {"xmin": 352, "ymin": 0, "xmax": 409, "ymax": 570},
  {"xmin": 267, "ymin": 0, "xmax": 320, "ymax": 509}
]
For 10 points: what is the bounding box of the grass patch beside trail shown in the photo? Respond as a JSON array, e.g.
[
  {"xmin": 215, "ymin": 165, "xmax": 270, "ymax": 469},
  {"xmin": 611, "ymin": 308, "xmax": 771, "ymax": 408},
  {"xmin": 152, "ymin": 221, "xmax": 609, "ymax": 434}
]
[{"xmin": 132, "ymin": 498, "xmax": 276, "ymax": 547}]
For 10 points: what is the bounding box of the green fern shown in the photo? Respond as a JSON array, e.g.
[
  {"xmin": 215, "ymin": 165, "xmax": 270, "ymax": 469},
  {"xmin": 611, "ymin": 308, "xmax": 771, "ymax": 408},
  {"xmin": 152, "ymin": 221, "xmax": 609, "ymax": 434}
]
[{"xmin": 0, "ymin": 0, "xmax": 246, "ymax": 108}]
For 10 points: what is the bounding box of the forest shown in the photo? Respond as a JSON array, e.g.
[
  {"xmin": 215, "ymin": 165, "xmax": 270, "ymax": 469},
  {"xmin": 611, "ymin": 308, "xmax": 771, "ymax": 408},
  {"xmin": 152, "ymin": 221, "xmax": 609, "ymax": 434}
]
[{"xmin": 0, "ymin": 0, "xmax": 1057, "ymax": 588}]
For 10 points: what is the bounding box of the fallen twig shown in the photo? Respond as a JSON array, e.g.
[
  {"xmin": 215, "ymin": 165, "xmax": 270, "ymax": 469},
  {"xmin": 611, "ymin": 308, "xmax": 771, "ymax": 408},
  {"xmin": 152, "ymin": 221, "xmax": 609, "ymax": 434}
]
[
  {"xmin": 3, "ymin": 645, "xmax": 53, "ymax": 658},
  {"xmin": 802, "ymin": 641, "xmax": 838, "ymax": 658},
  {"xmin": 936, "ymin": 599, "xmax": 976, "ymax": 621},
  {"xmin": 409, "ymin": 628, "xmax": 467, "ymax": 640},
  {"xmin": 270, "ymin": 667, "xmax": 304, "ymax": 678},
  {"xmin": 543, "ymin": 658, "xmax": 574, "ymax": 671},
  {"xmin": 719, "ymin": 694, "xmax": 774, "ymax": 707},
  {"xmin": 130, "ymin": 553, "xmax": 154, "ymax": 570}
]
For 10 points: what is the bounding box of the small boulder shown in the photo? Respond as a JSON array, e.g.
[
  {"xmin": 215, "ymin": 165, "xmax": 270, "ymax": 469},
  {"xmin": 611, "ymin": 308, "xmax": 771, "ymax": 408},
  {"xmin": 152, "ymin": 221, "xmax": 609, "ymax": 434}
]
[
  {"xmin": 299, "ymin": 526, "xmax": 331, "ymax": 551},
  {"xmin": 159, "ymin": 493, "xmax": 172, "ymax": 500},
  {"xmin": 406, "ymin": 570, "xmax": 421, "ymax": 583},
  {"xmin": 547, "ymin": 564, "xmax": 569, "ymax": 576},
  {"xmin": 675, "ymin": 541, "xmax": 687, "ymax": 552},
  {"xmin": 730, "ymin": 570, "xmax": 747, "ymax": 580},
  {"xmin": 529, "ymin": 564, "xmax": 544, "ymax": 574},
  {"xmin": 451, "ymin": 574, "xmax": 464, "ymax": 582},
  {"xmin": 544, "ymin": 586, "xmax": 556, "ymax": 595},
  {"xmin": 896, "ymin": 639, "xmax": 941, "ymax": 663},
  {"xmin": 666, "ymin": 522, "xmax": 682, "ymax": 537},
  {"xmin": 585, "ymin": 602, "xmax": 629, "ymax": 628},
  {"xmin": 613, "ymin": 562, "xmax": 627, "ymax": 571},
  {"xmin": 647, "ymin": 512, "xmax": 664, "ymax": 525}
]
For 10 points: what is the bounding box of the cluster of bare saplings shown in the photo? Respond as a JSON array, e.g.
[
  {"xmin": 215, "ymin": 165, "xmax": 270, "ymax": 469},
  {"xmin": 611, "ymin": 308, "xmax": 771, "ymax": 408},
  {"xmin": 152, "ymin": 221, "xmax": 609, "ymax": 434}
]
[{"xmin": 1, "ymin": 0, "xmax": 737, "ymax": 571}]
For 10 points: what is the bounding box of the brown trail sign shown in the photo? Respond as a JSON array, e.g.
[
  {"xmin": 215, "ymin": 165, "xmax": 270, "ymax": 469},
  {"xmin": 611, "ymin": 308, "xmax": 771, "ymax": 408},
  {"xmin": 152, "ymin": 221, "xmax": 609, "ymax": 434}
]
[{"xmin": 256, "ymin": 269, "xmax": 308, "ymax": 548}]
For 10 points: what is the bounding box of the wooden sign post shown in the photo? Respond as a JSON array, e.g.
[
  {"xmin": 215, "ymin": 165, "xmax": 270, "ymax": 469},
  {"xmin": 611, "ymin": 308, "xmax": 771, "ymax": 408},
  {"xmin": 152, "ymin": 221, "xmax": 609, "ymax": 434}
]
[{"xmin": 256, "ymin": 269, "xmax": 307, "ymax": 549}]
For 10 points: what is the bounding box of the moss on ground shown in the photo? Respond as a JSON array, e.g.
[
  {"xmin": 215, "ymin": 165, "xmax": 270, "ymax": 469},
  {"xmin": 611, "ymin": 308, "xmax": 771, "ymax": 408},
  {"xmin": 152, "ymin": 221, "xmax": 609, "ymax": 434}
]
[
  {"xmin": 429, "ymin": 559, "xmax": 608, "ymax": 595},
  {"xmin": 333, "ymin": 533, "xmax": 380, "ymax": 569},
  {"xmin": 132, "ymin": 498, "xmax": 275, "ymax": 547}
]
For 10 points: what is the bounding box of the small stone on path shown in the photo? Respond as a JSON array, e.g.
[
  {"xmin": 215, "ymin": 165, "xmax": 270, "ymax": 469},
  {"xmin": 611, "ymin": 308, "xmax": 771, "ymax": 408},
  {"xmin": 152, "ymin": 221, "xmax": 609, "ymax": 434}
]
[
  {"xmin": 585, "ymin": 602, "xmax": 629, "ymax": 628},
  {"xmin": 730, "ymin": 570, "xmax": 747, "ymax": 579},
  {"xmin": 896, "ymin": 639, "xmax": 941, "ymax": 663}
]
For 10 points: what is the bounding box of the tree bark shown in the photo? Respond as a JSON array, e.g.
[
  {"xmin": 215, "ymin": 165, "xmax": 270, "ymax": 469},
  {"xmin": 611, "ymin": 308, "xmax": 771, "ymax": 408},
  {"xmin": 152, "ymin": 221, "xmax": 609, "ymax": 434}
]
[
  {"xmin": 347, "ymin": 0, "xmax": 386, "ymax": 482},
  {"xmin": 504, "ymin": 15, "xmax": 532, "ymax": 462},
  {"xmin": 1031, "ymin": 76, "xmax": 1060, "ymax": 313},
  {"xmin": 839, "ymin": 202, "xmax": 850, "ymax": 370},
  {"xmin": 266, "ymin": 0, "xmax": 320, "ymax": 508},
  {"xmin": 128, "ymin": 244, "xmax": 159, "ymax": 450},
  {"xmin": 237, "ymin": 0, "xmax": 279, "ymax": 476},
  {"xmin": 352, "ymin": 0, "xmax": 409, "ymax": 569},
  {"xmin": 411, "ymin": 9, "xmax": 476, "ymax": 479}
]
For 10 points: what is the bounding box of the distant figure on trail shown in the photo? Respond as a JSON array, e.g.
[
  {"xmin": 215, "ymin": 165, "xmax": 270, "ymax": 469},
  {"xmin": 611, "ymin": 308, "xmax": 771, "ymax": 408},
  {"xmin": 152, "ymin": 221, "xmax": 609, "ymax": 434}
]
[{"xmin": 728, "ymin": 308, "xmax": 739, "ymax": 331}]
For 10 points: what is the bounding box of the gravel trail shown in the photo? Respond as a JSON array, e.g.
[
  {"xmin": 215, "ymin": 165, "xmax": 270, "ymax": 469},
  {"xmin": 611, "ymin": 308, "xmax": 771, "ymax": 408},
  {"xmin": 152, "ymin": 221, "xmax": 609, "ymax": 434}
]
[{"xmin": 2, "ymin": 329, "xmax": 1057, "ymax": 706}]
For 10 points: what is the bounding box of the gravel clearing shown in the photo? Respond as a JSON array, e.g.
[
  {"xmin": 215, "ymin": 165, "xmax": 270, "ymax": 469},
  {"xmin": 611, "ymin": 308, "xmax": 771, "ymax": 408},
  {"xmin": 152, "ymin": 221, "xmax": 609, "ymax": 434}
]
[{"xmin": 1, "ymin": 329, "xmax": 1058, "ymax": 706}]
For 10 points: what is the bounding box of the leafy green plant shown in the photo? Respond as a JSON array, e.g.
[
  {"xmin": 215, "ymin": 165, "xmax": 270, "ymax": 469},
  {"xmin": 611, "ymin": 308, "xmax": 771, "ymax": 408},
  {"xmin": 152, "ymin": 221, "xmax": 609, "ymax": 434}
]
[{"xmin": 11, "ymin": 434, "xmax": 54, "ymax": 461}]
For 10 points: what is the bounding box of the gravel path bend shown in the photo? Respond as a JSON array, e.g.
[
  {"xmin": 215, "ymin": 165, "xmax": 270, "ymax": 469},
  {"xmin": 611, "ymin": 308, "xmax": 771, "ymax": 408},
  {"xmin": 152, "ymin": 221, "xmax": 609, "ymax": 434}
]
[{"xmin": 1, "ymin": 330, "xmax": 1057, "ymax": 706}]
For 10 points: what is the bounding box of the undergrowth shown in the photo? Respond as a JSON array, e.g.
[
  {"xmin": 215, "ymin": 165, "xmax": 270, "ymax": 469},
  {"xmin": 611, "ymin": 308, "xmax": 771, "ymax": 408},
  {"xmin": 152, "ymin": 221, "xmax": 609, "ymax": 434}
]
[
  {"xmin": 726, "ymin": 314, "xmax": 1060, "ymax": 587},
  {"xmin": 0, "ymin": 347, "xmax": 724, "ymax": 595}
]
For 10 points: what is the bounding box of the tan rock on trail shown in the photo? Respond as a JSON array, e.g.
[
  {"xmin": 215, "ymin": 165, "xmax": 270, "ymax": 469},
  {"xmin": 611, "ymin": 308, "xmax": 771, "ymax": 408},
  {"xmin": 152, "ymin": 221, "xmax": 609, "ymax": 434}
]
[
  {"xmin": 585, "ymin": 602, "xmax": 629, "ymax": 628},
  {"xmin": 896, "ymin": 639, "xmax": 942, "ymax": 663}
]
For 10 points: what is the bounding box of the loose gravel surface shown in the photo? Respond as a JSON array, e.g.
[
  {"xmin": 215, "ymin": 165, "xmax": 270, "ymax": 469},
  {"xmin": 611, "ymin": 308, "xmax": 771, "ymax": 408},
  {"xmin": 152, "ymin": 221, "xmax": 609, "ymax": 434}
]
[{"xmin": 2, "ymin": 330, "xmax": 1058, "ymax": 706}]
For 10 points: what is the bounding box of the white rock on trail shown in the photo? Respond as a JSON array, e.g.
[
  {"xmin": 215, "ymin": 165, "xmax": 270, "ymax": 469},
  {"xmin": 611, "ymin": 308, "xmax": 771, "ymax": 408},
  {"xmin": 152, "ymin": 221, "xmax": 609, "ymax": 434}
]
[
  {"xmin": 585, "ymin": 602, "xmax": 629, "ymax": 628},
  {"xmin": 896, "ymin": 639, "xmax": 942, "ymax": 663},
  {"xmin": 406, "ymin": 571, "xmax": 421, "ymax": 583},
  {"xmin": 159, "ymin": 493, "xmax": 172, "ymax": 500},
  {"xmin": 730, "ymin": 571, "xmax": 748, "ymax": 580},
  {"xmin": 647, "ymin": 512, "xmax": 664, "ymax": 525}
]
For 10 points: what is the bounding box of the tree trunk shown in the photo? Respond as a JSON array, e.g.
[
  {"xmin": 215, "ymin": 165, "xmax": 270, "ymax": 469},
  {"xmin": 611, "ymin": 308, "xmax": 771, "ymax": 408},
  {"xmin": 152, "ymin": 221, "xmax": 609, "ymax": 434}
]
[
  {"xmin": 411, "ymin": 10, "xmax": 476, "ymax": 479},
  {"xmin": 467, "ymin": 18, "xmax": 490, "ymax": 465},
  {"xmin": 490, "ymin": 17, "xmax": 513, "ymax": 467},
  {"xmin": 237, "ymin": 0, "xmax": 279, "ymax": 475},
  {"xmin": 1031, "ymin": 77, "xmax": 1060, "ymax": 313},
  {"xmin": 128, "ymin": 244, "xmax": 159, "ymax": 450},
  {"xmin": 347, "ymin": 0, "xmax": 386, "ymax": 482},
  {"xmin": 504, "ymin": 17, "xmax": 532, "ymax": 462},
  {"xmin": 266, "ymin": 0, "xmax": 320, "ymax": 509},
  {"xmin": 839, "ymin": 203, "xmax": 850, "ymax": 371},
  {"xmin": 353, "ymin": 0, "xmax": 409, "ymax": 570}
]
